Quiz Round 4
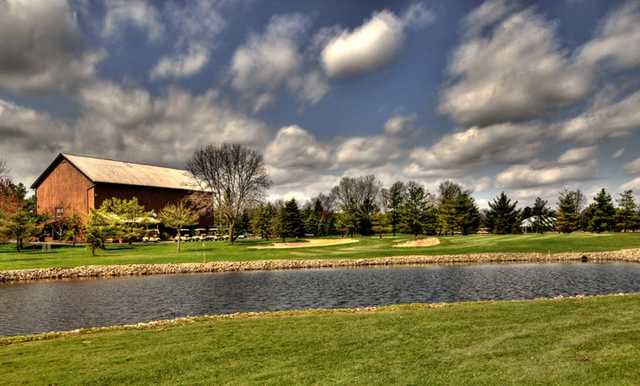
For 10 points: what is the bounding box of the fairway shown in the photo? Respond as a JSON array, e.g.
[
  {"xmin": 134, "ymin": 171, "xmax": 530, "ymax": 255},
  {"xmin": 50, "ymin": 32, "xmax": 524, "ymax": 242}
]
[
  {"xmin": 2, "ymin": 294, "xmax": 640, "ymax": 385},
  {"xmin": 2, "ymin": 233, "xmax": 640, "ymax": 271}
]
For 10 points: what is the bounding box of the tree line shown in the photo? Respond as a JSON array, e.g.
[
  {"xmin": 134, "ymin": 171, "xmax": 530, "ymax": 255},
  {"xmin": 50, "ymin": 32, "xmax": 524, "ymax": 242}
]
[{"xmin": 2, "ymin": 143, "xmax": 640, "ymax": 252}]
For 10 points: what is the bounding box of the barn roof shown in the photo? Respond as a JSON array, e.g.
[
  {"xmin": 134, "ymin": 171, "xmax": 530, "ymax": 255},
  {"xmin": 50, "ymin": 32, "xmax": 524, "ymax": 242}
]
[{"xmin": 31, "ymin": 153, "xmax": 205, "ymax": 191}]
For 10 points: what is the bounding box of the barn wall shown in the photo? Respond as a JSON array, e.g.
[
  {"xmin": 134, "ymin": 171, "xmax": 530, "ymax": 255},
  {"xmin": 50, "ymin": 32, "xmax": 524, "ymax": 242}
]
[
  {"xmin": 94, "ymin": 184, "xmax": 211, "ymax": 226},
  {"xmin": 35, "ymin": 159, "xmax": 94, "ymax": 221}
]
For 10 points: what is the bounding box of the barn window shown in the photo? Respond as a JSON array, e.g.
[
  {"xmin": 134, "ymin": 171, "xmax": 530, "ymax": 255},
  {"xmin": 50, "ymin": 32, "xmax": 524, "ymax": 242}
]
[{"xmin": 55, "ymin": 207, "xmax": 64, "ymax": 218}]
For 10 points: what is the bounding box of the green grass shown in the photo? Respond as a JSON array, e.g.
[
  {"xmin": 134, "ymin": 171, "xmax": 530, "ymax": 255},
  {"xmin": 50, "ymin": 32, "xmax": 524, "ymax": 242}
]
[
  {"xmin": 2, "ymin": 232, "xmax": 640, "ymax": 271},
  {"xmin": 2, "ymin": 294, "xmax": 640, "ymax": 385}
]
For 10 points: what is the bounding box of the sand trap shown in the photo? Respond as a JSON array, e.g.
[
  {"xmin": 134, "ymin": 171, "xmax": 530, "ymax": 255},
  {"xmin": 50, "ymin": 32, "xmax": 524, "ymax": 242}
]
[
  {"xmin": 250, "ymin": 238, "xmax": 359, "ymax": 249},
  {"xmin": 393, "ymin": 238, "xmax": 440, "ymax": 248}
]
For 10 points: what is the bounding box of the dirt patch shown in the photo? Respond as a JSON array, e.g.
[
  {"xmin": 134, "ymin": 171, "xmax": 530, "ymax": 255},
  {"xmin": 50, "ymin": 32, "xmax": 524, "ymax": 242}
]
[
  {"xmin": 250, "ymin": 238, "xmax": 359, "ymax": 249},
  {"xmin": 394, "ymin": 238, "xmax": 440, "ymax": 248}
]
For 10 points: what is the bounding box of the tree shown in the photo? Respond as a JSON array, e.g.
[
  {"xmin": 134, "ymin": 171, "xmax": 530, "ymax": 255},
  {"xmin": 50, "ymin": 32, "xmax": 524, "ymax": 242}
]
[
  {"xmin": 0, "ymin": 168, "xmax": 40, "ymax": 251},
  {"xmin": 159, "ymin": 202, "xmax": 199, "ymax": 252},
  {"xmin": 188, "ymin": 143, "xmax": 271, "ymax": 244},
  {"xmin": 383, "ymin": 181, "xmax": 405, "ymax": 236},
  {"xmin": 589, "ymin": 188, "xmax": 615, "ymax": 233},
  {"xmin": 251, "ymin": 202, "xmax": 275, "ymax": 240},
  {"xmin": 99, "ymin": 197, "xmax": 153, "ymax": 244},
  {"xmin": 277, "ymin": 199, "xmax": 303, "ymax": 241},
  {"xmin": 84, "ymin": 209, "xmax": 120, "ymax": 256},
  {"xmin": 530, "ymin": 197, "xmax": 554, "ymax": 233},
  {"xmin": 485, "ymin": 192, "xmax": 520, "ymax": 234},
  {"xmin": 401, "ymin": 181, "xmax": 434, "ymax": 238},
  {"xmin": 436, "ymin": 181, "xmax": 479, "ymax": 235},
  {"xmin": 331, "ymin": 175, "xmax": 381, "ymax": 236},
  {"xmin": 615, "ymin": 190, "xmax": 639, "ymax": 232},
  {"xmin": 556, "ymin": 189, "xmax": 585, "ymax": 233}
]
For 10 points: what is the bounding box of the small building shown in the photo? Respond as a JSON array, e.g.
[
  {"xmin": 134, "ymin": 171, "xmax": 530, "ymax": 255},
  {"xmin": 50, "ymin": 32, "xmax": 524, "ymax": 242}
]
[{"xmin": 31, "ymin": 153, "xmax": 209, "ymax": 224}]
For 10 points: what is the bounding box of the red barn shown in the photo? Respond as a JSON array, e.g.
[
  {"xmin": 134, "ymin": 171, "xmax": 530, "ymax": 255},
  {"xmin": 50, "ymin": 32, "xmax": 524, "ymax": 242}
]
[{"xmin": 31, "ymin": 153, "xmax": 208, "ymax": 224}]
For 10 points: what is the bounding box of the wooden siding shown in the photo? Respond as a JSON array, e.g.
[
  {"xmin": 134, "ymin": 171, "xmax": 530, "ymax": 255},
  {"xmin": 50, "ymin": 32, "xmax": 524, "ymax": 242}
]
[{"xmin": 35, "ymin": 159, "xmax": 94, "ymax": 221}]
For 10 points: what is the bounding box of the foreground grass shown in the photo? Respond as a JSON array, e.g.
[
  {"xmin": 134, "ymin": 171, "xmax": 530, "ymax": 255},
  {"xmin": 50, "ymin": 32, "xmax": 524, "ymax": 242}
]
[
  {"xmin": 2, "ymin": 232, "xmax": 640, "ymax": 271},
  {"xmin": 2, "ymin": 295, "xmax": 640, "ymax": 385}
]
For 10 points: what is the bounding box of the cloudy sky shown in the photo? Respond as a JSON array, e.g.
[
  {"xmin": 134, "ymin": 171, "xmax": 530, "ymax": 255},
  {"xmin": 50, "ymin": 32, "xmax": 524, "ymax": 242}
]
[{"xmin": 2, "ymin": 0, "xmax": 640, "ymax": 207}]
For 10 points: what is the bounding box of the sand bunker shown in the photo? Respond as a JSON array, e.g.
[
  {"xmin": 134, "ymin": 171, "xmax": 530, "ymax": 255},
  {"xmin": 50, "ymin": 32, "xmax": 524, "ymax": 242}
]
[
  {"xmin": 250, "ymin": 238, "xmax": 359, "ymax": 249},
  {"xmin": 393, "ymin": 238, "xmax": 440, "ymax": 248}
]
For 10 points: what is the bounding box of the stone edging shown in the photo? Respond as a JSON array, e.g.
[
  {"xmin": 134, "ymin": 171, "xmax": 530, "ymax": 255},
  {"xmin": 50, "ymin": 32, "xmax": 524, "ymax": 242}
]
[{"xmin": 2, "ymin": 249, "xmax": 640, "ymax": 282}]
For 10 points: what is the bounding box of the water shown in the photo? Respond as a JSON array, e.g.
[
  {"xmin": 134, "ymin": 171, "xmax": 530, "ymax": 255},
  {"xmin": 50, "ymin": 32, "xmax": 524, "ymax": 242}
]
[{"xmin": 2, "ymin": 262, "xmax": 640, "ymax": 336}]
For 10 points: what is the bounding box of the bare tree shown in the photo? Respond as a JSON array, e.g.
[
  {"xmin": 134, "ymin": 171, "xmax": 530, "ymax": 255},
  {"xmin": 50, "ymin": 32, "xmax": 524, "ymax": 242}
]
[
  {"xmin": 187, "ymin": 143, "xmax": 271, "ymax": 243},
  {"xmin": 330, "ymin": 175, "xmax": 381, "ymax": 235}
]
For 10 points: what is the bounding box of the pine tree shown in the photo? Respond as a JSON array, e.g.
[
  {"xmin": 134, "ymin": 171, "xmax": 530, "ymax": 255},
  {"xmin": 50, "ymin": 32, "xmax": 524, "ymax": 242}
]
[
  {"xmin": 486, "ymin": 192, "xmax": 520, "ymax": 234},
  {"xmin": 278, "ymin": 199, "xmax": 304, "ymax": 241},
  {"xmin": 530, "ymin": 197, "xmax": 553, "ymax": 233},
  {"xmin": 457, "ymin": 193, "xmax": 481, "ymax": 235},
  {"xmin": 589, "ymin": 188, "xmax": 616, "ymax": 233},
  {"xmin": 251, "ymin": 203, "xmax": 275, "ymax": 240},
  {"xmin": 384, "ymin": 181, "xmax": 405, "ymax": 236},
  {"xmin": 615, "ymin": 190, "xmax": 639, "ymax": 232},
  {"xmin": 556, "ymin": 189, "xmax": 584, "ymax": 233},
  {"xmin": 401, "ymin": 182, "xmax": 431, "ymax": 238}
]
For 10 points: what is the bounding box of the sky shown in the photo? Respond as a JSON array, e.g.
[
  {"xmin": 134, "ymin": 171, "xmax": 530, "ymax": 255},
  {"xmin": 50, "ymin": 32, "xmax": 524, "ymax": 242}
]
[{"xmin": 1, "ymin": 0, "xmax": 640, "ymax": 208}]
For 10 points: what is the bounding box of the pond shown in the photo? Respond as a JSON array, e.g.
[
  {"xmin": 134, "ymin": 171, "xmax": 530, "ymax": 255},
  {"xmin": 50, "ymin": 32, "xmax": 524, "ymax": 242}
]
[{"xmin": 2, "ymin": 262, "xmax": 640, "ymax": 336}]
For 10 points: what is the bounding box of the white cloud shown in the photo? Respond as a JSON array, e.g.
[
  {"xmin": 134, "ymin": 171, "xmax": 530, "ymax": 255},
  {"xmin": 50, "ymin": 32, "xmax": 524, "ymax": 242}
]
[
  {"xmin": 321, "ymin": 11, "xmax": 405, "ymax": 78},
  {"xmin": 102, "ymin": 0, "xmax": 164, "ymax": 41},
  {"xmin": 73, "ymin": 83, "xmax": 270, "ymax": 167},
  {"xmin": 229, "ymin": 14, "xmax": 327, "ymax": 109},
  {"xmin": 401, "ymin": 2, "xmax": 436, "ymax": 28},
  {"xmin": 496, "ymin": 160, "xmax": 598, "ymax": 189},
  {"xmin": 557, "ymin": 146, "xmax": 597, "ymax": 164},
  {"xmin": 624, "ymin": 158, "xmax": 640, "ymax": 175},
  {"xmin": 578, "ymin": 1, "xmax": 640, "ymax": 70},
  {"xmin": 621, "ymin": 177, "xmax": 640, "ymax": 191},
  {"xmin": 384, "ymin": 114, "xmax": 418, "ymax": 136},
  {"xmin": 0, "ymin": 99, "xmax": 72, "ymax": 184},
  {"xmin": 265, "ymin": 125, "xmax": 332, "ymax": 170},
  {"xmin": 150, "ymin": 0, "xmax": 226, "ymax": 80},
  {"xmin": 557, "ymin": 89, "xmax": 640, "ymax": 143},
  {"xmin": 409, "ymin": 123, "xmax": 543, "ymax": 173},
  {"xmin": 440, "ymin": 7, "xmax": 592, "ymax": 127},
  {"xmin": 151, "ymin": 45, "xmax": 210, "ymax": 79},
  {"xmin": 335, "ymin": 136, "xmax": 403, "ymax": 167},
  {"xmin": 463, "ymin": 0, "xmax": 516, "ymax": 36},
  {"xmin": 0, "ymin": 0, "xmax": 105, "ymax": 93}
]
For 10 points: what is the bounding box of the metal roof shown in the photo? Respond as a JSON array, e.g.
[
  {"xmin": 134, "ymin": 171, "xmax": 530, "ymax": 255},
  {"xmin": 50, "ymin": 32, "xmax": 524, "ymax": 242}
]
[{"xmin": 32, "ymin": 153, "xmax": 206, "ymax": 191}]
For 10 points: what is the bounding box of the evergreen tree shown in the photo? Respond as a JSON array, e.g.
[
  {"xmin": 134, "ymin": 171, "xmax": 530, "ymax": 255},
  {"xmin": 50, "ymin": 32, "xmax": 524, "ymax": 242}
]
[
  {"xmin": 278, "ymin": 199, "xmax": 304, "ymax": 241},
  {"xmin": 401, "ymin": 181, "xmax": 433, "ymax": 238},
  {"xmin": 437, "ymin": 181, "xmax": 463, "ymax": 235},
  {"xmin": 615, "ymin": 190, "xmax": 639, "ymax": 232},
  {"xmin": 99, "ymin": 197, "xmax": 153, "ymax": 244},
  {"xmin": 251, "ymin": 202, "xmax": 275, "ymax": 240},
  {"xmin": 589, "ymin": 188, "xmax": 616, "ymax": 233},
  {"xmin": 457, "ymin": 193, "xmax": 481, "ymax": 235},
  {"xmin": 556, "ymin": 189, "xmax": 585, "ymax": 233},
  {"xmin": 384, "ymin": 181, "xmax": 405, "ymax": 236},
  {"xmin": 485, "ymin": 192, "xmax": 520, "ymax": 234},
  {"xmin": 531, "ymin": 197, "xmax": 553, "ymax": 233}
]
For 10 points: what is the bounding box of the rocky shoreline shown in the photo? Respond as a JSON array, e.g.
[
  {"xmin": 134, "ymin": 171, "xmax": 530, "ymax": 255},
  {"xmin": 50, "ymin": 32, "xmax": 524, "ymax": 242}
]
[{"xmin": 2, "ymin": 249, "xmax": 640, "ymax": 282}]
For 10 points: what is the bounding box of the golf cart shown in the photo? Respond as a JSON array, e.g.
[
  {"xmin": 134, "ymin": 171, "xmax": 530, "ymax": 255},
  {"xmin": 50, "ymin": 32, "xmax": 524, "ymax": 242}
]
[
  {"xmin": 142, "ymin": 229, "xmax": 161, "ymax": 243},
  {"xmin": 174, "ymin": 229, "xmax": 192, "ymax": 242}
]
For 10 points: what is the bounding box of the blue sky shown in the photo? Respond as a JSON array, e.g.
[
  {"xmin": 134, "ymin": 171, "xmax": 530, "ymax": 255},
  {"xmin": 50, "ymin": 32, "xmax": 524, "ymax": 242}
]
[{"xmin": 1, "ymin": 0, "xmax": 640, "ymax": 207}]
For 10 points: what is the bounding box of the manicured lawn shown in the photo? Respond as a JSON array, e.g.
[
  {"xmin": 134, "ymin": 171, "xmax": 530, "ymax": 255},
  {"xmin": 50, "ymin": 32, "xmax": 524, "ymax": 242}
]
[
  {"xmin": 2, "ymin": 294, "xmax": 640, "ymax": 385},
  {"xmin": 2, "ymin": 232, "xmax": 640, "ymax": 271}
]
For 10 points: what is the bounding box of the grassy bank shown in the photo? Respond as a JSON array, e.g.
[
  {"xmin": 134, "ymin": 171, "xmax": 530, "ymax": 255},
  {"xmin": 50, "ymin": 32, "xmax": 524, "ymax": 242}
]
[
  {"xmin": 2, "ymin": 233, "xmax": 640, "ymax": 271},
  {"xmin": 2, "ymin": 295, "xmax": 640, "ymax": 384}
]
